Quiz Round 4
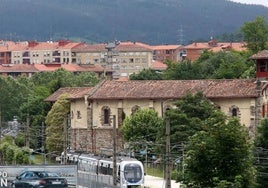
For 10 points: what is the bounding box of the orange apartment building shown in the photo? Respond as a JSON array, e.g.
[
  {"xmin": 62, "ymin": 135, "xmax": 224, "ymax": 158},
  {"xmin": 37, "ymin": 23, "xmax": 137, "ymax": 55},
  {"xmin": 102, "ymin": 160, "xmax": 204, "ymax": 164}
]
[
  {"xmin": 183, "ymin": 39, "xmax": 247, "ymax": 61},
  {"xmin": 151, "ymin": 44, "xmax": 182, "ymax": 62}
]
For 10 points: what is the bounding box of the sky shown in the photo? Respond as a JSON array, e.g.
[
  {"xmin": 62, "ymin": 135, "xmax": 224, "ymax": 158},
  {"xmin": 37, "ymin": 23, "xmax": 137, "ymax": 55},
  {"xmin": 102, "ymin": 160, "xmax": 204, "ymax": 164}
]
[{"xmin": 230, "ymin": 0, "xmax": 268, "ymax": 7}]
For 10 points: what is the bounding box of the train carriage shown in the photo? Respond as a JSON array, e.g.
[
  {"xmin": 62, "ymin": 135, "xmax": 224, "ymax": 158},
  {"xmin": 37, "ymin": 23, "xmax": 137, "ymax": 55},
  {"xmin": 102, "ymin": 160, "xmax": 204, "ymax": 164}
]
[{"xmin": 62, "ymin": 151, "xmax": 145, "ymax": 188}]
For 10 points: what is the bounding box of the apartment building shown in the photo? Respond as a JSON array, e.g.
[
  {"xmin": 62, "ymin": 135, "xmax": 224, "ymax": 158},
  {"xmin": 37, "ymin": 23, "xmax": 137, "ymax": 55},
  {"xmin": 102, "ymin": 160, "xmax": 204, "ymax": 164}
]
[
  {"xmin": 183, "ymin": 39, "xmax": 247, "ymax": 61},
  {"xmin": 151, "ymin": 44, "xmax": 182, "ymax": 62},
  {"xmin": 9, "ymin": 40, "xmax": 83, "ymax": 64},
  {"xmin": 72, "ymin": 41, "xmax": 154, "ymax": 79}
]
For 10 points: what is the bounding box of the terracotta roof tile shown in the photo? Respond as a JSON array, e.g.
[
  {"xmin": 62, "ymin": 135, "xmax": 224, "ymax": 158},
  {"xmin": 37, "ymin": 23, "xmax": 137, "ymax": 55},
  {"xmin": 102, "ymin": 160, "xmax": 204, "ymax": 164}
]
[
  {"xmin": 72, "ymin": 41, "xmax": 153, "ymax": 52},
  {"xmin": 184, "ymin": 42, "xmax": 246, "ymax": 52},
  {"xmin": 89, "ymin": 79, "xmax": 258, "ymax": 100},
  {"xmin": 45, "ymin": 87, "xmax": 93, "ymax": 102},
  {"xmin": 251, "ymin": 50, "xmax": 268, "ymax": 59},
  {"xmin": 0, "ymin": 64, "xmax": 107, "ymax": 73},
  {"xmin": 0, "ymin": 64, "xmax": 38, "ymax": 73},
  {"xmin": 152, "ymin": 45, "xmax": 181, "ymax": 50}
]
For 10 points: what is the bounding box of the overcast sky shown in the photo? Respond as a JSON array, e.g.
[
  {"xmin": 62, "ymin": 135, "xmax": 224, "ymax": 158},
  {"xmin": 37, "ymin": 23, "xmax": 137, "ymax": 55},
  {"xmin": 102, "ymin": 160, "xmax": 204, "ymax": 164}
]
[{"xmin": 230, "ymin": 0, "xmax": 268, "ymax": 7}]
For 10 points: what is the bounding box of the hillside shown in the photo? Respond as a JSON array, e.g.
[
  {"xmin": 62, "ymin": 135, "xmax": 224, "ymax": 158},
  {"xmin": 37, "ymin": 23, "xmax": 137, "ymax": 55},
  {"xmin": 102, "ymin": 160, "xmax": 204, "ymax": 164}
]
[{"xmin": 0, "ymin": 0, "xmax": 267, "ymax": 44}]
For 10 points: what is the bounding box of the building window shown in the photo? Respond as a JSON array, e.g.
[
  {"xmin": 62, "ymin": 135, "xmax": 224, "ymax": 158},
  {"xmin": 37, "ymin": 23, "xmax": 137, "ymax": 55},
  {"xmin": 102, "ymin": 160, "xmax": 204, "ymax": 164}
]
[
  {"xmin": 77, "ymin": 111, "xmax": 81, "ymax": 119},
  {"xmin": 101, "ymin": 106, "xmax": 111, "ymax": 126},
  {"xmin": 259, "ymin": 61, "xmax": 267, "ymax": 72},
  {"xmin": 232, "ymin": 108, "xmax": 237, "ymax": 117},
  {"xmin": 71, "ymin": 111, "xmax": 74, "ymax": 119},
  {"xmin": 229, "ymin": 105, "xmax": 240, "ymax": 118}
]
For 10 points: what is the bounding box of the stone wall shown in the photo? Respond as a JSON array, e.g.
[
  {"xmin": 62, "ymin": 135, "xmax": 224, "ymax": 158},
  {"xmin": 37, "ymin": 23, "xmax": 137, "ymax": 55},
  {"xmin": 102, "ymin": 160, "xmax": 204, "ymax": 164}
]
[{"xmin": 70, "ymin": 128, "xmax": 123, "ymax": 154}]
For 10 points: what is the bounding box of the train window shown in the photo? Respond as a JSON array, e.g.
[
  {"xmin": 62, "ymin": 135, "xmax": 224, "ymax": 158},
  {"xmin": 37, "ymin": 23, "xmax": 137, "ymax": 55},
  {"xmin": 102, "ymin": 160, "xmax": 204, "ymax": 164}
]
[{"xmin": 124, "ymin": 164, "xmax": 142, "ymax": 183}]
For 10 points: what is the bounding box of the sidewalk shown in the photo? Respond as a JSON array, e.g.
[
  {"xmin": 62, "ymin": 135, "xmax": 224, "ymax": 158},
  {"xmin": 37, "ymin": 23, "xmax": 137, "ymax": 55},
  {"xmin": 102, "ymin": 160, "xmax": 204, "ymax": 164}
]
[{"xmin": 145, "ymin": 175, "xmax": 181, "ymax": 188}]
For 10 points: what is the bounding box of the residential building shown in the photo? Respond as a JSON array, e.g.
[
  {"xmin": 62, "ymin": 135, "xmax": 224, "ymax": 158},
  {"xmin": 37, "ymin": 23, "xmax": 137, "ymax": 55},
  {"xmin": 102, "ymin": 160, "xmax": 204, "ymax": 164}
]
[
  {"xmin": 46, "ymin": 79, "xmax": 264, "ymax": 154},
  {"xmin": 183, "ymin": 39, "xmax": 247, "ymax": 61},
  {"xmin": 0, "ymin": 41, "xmax": 18, "ymax": 64},
  {"xmin": 151, "ymin": 44, "xmax": 182, "ymax": 62},
  {"xmin": 72, "ymin": 41, "xmax": 154, "ymax": 79},
  {"xmin": 11, "ymin": 40, "xmax": 83, "ymax": 64}
]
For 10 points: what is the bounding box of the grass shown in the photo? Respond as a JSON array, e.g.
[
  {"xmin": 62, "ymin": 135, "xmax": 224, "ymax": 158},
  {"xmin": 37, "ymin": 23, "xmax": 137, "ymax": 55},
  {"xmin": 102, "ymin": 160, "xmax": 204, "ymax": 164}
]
[
  {"xmin": 30, "ymin": 154, "xmax": 57, "ymax": 165},
  {"xmin": 145, "ymin": 165, "xmax": 165, "ymax": 178}
]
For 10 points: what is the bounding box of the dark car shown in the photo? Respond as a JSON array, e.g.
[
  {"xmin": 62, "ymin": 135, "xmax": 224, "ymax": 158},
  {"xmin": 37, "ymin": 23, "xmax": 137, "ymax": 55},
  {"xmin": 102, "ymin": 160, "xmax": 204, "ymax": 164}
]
[{"xmin": 11, "ymin": 171, "xmax": 68, "ymax": 188}]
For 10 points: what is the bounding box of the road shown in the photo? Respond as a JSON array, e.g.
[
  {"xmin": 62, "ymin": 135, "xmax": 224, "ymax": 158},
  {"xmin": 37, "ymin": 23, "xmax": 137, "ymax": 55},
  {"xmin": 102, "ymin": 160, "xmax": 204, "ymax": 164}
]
[
  {"xmin": 77, "ymin": 172, "xmax": 181, "ymax": 188},
  {"xmin": 145, "ymin": 175, "xmax": 181, "ymax": 188}
]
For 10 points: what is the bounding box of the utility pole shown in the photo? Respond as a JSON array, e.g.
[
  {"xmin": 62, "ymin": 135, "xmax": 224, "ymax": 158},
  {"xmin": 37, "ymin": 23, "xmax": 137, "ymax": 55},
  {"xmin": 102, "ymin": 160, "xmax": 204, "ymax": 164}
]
[
  {"xmin": 25, "ymin": 114, "xmax": 30, "ymax": 148},
  {"xmin": 63, "ymin": 114, "xmax": 68, "ymax": 165},
  {"xmin": 165, "ymin": 117, "xmax": 171, "ymax": 188},
  {"xmin": 0, "ymin": 107, "xmax": 1, "ymax": 146},
  {"xmin": 41, "ymin": 122, "xmax": 46, "ymax": 164},
  {"xmin": 113, "ymin": 115, "xmax": 117, "ymax": 186}
]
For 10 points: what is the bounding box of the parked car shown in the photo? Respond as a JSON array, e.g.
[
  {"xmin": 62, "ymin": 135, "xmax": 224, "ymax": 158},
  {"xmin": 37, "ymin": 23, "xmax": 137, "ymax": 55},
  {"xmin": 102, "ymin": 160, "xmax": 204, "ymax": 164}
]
[{"xmin": 11, "ymin": 171, "xmax": 68, "ymax": 188}]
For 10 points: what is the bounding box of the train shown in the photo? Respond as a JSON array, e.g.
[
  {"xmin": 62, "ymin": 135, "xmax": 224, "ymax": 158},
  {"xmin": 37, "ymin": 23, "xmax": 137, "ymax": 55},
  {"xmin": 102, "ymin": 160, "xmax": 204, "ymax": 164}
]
[{"xmin": 61, "ymin": 151, "xmax": 145, "ymax": 188}]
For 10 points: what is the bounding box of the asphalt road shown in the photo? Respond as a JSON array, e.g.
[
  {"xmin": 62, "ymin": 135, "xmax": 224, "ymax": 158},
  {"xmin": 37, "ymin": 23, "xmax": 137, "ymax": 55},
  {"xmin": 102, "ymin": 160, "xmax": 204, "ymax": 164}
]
[{"xmin": 77, "ymin": 172, "xmax": 181, "ymax": 188}]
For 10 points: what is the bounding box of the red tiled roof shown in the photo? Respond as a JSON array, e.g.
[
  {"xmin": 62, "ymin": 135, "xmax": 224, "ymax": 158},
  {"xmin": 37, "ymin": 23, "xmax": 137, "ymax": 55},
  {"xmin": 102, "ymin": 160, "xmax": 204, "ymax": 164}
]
[
  {"xmin": 152, "ymin": 45, "xmax": 181, "ymax": 50},
  {"xmin": 184, "ymin": 41, "xmax": 246, "ymax": 52},
  {"xmin": 251, "ymin": 50, "xmax": 268, "ymax": 59},
  {"xmin": 72, "ymin": 41, "xmax": 153, "ymax": 52},
  {"xmin": 89, "ymin": 79, "xmax": 258, "ymax": 100},
  {"xmin": 44, "ymin": 87, "xmax": 93, "ymax": 102},
  {"xmin": 0, "ymin": 64, "xmax": 39, "ymax": 73},
  {"xmin": 34, "ymin": 64, "xmax": 106, "ymax": 72},
  {"xmin": 0, "ymin": 64, "xmax": 108, "ymax": 73}
]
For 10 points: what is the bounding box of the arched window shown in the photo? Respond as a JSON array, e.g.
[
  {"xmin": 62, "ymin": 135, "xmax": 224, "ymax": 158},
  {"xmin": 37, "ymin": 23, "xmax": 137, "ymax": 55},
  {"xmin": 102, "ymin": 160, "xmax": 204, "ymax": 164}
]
[
  {"xmin": 229, "ymin": 105, "xmax": 240, "ymax": 118},
  {"xmin": 101, "ymin": 106, "xmax": 111, "ymax": 126},
  {"xmin": 104, "ymin": 109, "xmax": 109, "ymax": 124},
  {"xmin": 232, "ymin": 108, "xmax": 237, "ymax": 117}
]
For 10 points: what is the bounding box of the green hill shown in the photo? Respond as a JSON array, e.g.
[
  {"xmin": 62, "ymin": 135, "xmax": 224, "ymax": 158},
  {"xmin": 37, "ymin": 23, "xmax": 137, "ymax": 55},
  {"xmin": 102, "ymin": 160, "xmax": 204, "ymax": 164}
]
[{"xmin": 0, "ymin": 0, "xmax": 267, "ymax": 44}]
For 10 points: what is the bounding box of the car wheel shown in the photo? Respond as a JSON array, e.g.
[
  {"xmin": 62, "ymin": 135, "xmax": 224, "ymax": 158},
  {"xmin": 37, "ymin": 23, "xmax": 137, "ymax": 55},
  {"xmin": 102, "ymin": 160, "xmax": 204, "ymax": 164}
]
[{"xmin": 10, "ymin": 183, "xmax": 16, "ymax": 188}]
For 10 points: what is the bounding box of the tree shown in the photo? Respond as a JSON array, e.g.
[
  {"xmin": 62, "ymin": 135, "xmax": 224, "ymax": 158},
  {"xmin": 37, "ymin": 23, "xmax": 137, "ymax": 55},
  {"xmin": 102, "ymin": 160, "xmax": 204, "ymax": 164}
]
[
  {"xmin": 130, "ymin": 68, "xmax": 163, "ymax": 80},
  {"xmin": 163, "ymin": 59, "xmax": 201, "ymax": 80},
  {"xmin": 121, "ymin": 109, "xmax": 164, "ymax": 158},
  {"xmin": 241, "ymin": 16, "xmax": 268, "ymax": 54},
  {"xmin": 161, "ymin": 51, "xmax": 254, "ymax": 80},
  {"xmin": 184, "ymin": 118, "xmax": 255, "ymax": 187},
  {"xmin": 254, "ymin": 118, "xmax": 268, "ymax": 188},
  {"xmin": 165, "ymin": 92, "xmax": 226, "ymax": 145},
  {"xmin": 195, "ymin": 51, "xmax": 253, "ymax": 79},
  {"xmin": 45, "ymin": 94, "xmax": 70, "ymax": 155}
]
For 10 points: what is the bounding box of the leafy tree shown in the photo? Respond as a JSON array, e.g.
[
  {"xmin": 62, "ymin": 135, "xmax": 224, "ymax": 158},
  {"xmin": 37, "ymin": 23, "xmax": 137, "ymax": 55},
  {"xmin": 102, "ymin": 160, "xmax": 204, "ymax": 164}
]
[
  {"xmin": 165, "ymin": 92, "xmax": 226, "ymax": 145},
  {"xmin": 45, "ymin": 94, "xmax": 70, "ymax": 154},
  {"xmin": 162, "ymin": 51, "xmax": 254, "ymax": 80},
  {"xmin": 241, "ymin": 16, "xmax": 268, "ymax": 54},
  {"xmin": 0, "ymin": 136, "xmax": 30, "ymax": 165},
  {"xmin": 14, "ymin": 133, "xmax": 25, "ymax": 147},
  {"xmin": 195, "ymin": 51, "xmax": 253, "ymax": 79},
  {"xmin": 0, "ymin": 76, "xmax": 30, "ymax": 121},
  {"xmin": 254, "ymin": 118, "xmax": 268, "ymax": 188},
  {"xmin": 121, "ymin": 109, "xmax": 164, "ymax": 158},
  {"xmin": 184, "ymin": 118, "xmax": 255, "ymax": 188},
  {"xmin": 130, "ymin": 68, "xmax": 163, "ymax": 80},
  {"xmin": 210, "ymin": 51, "xmax": 254, "ymax": 79},
  {"xmin": 163, "ymin": 59, "xmax": 201, "ymax": 80}
]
